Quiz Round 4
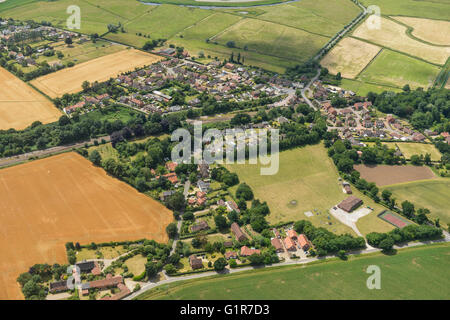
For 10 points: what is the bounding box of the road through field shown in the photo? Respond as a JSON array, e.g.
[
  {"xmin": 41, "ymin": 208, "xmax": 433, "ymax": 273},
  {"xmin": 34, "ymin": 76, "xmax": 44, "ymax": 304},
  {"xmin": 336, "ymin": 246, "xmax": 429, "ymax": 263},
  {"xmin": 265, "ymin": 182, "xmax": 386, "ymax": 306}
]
[{"xmin": 0, "ymin": 152, "xmax": 173, "ymax": 299}]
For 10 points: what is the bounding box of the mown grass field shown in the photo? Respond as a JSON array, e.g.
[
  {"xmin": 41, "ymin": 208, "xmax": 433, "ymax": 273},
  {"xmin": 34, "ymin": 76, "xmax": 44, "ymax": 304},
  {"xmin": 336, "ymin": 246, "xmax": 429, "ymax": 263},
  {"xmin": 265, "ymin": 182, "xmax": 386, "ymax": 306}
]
[
  {"xmin": 382, "ymin": 179, "xmax": 450, "ymax": 225},
  {"xmin": 226, "ymin": 144, "xmax": 392, "ymax": 235},
  {"xmin": 340, "ymin": 79, "xmax": 401, "ymax": 95},
  {"xmin": 138, "ymin": 243, "xmax": 450, "ymax": 300},
  {"xmin": 0, "ymin": 0, "xmax": 362, "ymax": 73},
  {"xmin": 388, "ymin": 142, "xmax": 442, "ymax": 161},
  {"xmin": 357, "ymin": 49, "xmax": 441, "ymax": 89}
]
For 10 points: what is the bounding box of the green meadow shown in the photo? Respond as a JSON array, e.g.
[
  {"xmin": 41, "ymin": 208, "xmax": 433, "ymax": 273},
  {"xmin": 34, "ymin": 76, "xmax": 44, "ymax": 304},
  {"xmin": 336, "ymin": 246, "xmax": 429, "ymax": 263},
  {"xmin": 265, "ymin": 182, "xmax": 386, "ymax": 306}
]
[{"xmin": 138, "ymin": 243, "xmax": 450, "ymax": 300}]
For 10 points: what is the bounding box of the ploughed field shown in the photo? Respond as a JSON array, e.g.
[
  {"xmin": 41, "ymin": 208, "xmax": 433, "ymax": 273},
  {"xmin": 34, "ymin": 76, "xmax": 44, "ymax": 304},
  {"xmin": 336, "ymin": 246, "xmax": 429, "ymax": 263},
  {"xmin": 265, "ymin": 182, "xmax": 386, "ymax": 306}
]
[
  {"xmin": 30, "ymin": 49, "xmax": 162, "ymax": 98},
  {"xmin": 354, "ymin": 164, "xmax": 436, "ymax": 186},
  {"xmin": 0, "ymin": 67, "xmax": 61, "ymax": 130},
  {"xmin": 0, "ymin": 152, "xmax": 172, "ymax": 300}
]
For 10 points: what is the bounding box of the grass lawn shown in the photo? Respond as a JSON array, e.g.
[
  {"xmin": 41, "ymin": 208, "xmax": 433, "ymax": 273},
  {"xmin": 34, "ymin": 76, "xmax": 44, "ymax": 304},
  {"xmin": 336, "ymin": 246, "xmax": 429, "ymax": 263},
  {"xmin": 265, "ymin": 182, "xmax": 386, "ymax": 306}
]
[
  {"xmin": 76, "ymin": 246, "xmax": 129, "ymax": 261},
  {"xmin": 82, "ymin": 105, "xmax": 140, "ymax": 123},
  {"xmin": 125, "ymin": 254, "xmax": 147, "ymax": 276},
  {"xmin": 226, "ymin": 144, "xmax": 392, "ymax": 235},
  {"xmin": 394, "ymin": 143, "xmax": 442, "ymax": 161},
  {"xmin": 357, "ymin": 49, "xmax": 441, "ymax": 89},
  {"xmin": 382, "ymin": 179, "xmax": 450, "ymax": 225},
  {"xmin": 137, "ymin": 243, "xmax": 450, "ymax": 300}
]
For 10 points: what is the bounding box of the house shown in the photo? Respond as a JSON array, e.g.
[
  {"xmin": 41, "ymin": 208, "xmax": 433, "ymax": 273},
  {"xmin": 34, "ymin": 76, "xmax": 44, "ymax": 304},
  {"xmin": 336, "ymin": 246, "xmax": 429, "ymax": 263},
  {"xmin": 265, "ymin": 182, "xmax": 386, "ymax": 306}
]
[
  {"xmin": 344, "ymin": 184, "xmax": 352, "ymax": 194},
  {"xmin": 190, "ymin": 220, "xmax": 210, "ymax": 233},
  {"xmin": 224, "ymin": 63, "xmax": 235, "ymax": 70},
  {"xmin": 163, "ymin": 172, "xmax": 178, "ymax": 184},
  {"xmin": 161, "ymin": 190, "xmax": 176, "ymax": 201},
  {"xmin": 284, "ymin": 237, "xmax": 296, "ymax": 251},
  {"xmin": 273, "ymin": 228, "xmax": 280, "ymax": 239},
  {"xmin": 287, "ymin": 229, "xmax": 298, "ymax": 240},
  {"xmin": 337, "ymin": 196, "xmax": 363, "ymax": 213},
  {"xmin": 298, "ymin": 234, "xmax": 310, "ymax": 251},
  {"xmin": 49, "ymin": 280, "xmax": 69, "ymax": 293},
  {"xmin": 76, "ymin": 261, "xmax": 95, "ymax": 273},
  {"xmin": 412, "ymin": 132, "xmax": 426, "ymax": 142},
  {"xmin": 165, "ymin": 161, "xmax": 178, "ymax": 172},
  {"xmin": 225, "ymin": 251, "xmax": 238, "ymax": 260},
  {"xmin": 189, "ymin": 255, "xmax": 203, "ymax": 270},
  {"xmin": 231, "ymin": 222, "xmax": 247, "ymax": 242},
  {"xmin": 197, "ymin": 180, "xmax": 210, "ymax": 193},
  {"xmin": 240, "ymin": 246, "xmax": 260, "ymax": 257},
  {"xmin": 223, "ymin": 241, "xmax": 233, "ymax": 248},
  {"xmin": 226, "ymin": 200, "xmax": 240, "ymax": 213},
  {"xmin": 88, "ymin": 274, "xmax": 123, "ymax": 290},
  {"xmin": 100, "ymin": 283, "xmax": 131, "ymax": 300},
  {"xmin": 271, "ymin": 238, "xmax": 284, "ymax": 253}
]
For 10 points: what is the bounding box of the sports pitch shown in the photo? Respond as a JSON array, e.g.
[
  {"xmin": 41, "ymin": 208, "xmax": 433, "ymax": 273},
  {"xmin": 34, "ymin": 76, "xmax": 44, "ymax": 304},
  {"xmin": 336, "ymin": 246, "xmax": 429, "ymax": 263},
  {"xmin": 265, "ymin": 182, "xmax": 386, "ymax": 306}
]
[
  {"xmin": 30, "ymin": 49, "xmax": 162, "ymax": 98},
  {"xmin": 0, "ymin": 152, "xmax": 173, "ymax": 300},
  {"xmin": 0, "ymin": 67, "xmax": 61, "ymax": 130}
]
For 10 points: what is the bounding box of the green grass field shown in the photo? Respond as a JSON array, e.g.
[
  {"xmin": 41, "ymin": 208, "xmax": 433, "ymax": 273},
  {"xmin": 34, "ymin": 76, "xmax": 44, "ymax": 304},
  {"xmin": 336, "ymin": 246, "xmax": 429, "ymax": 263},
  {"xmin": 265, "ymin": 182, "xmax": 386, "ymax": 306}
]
[
  {"xmin": 388, "ymin": 142, "xmax": 442, "ymax": 161},
  {"xmin": 357, "ymin": 49, "xmax": 441, "ymax": 89},
  {"xmin": 360, "ymin": 0, "xmax": 450, "ymax": 20},
  {"xmin": 382, "ymin": 179, "xmax": 450, "ymax": 225},
  {"xmin": 226, "ymin": 144, "xmax": 393, "ymax": 235},
  {"xmin": 340, "ymin": 78, "xmax": 402, "ymax": 95},
  {"xmin": 0, "ymin": 0, "xmax": 362, "ymax": 73},
  {"xmin": 137, "ymin": 243, "xmax": 450, "ymax": 300}
]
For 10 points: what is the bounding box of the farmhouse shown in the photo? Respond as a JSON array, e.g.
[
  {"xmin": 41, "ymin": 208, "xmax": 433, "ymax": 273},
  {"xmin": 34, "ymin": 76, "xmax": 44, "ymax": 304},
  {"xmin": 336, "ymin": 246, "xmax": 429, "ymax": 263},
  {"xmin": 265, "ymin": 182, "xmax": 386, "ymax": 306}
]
[
  {"xmin": 271, "ymin": 238, "xmax": 284, "ymax": 253},
  {"xmin": 337, "ymin": 196, "xmax": 363, "ymax": 213},
  {"xmin": 76, "ymin": 261, "xmax": 96, "ymax": 273},
  {"xmin": 231, "ymin": 222, "xmax": 248, "ymax": 242},
  {"xmin": 284, "ymin": 237, "xmax": 296, "ymax": 251},
  {"xmin": 189, "ymin": 255, "xmax": 203, "ymax": 270},
  {"xmin": 287, "ymin": 229, "xmax": 298, "ymax": 240},
  {"xmin": 298, "ymin": 234, "xmax": 311, "ymax": 251},
  {"xmin": 225, "ymin": 251, "xmax": 238, "ymax": 260},
  {"xmin": 49, "ymin": 280, "xmax": 69, "ymax": 293},
  {"xmin": 87, "ymin": 274, "xmax": 123, "ymax": 291},
  {"xmin": 190, "ymin": 220, "xmax": 210, "ymax": 233},
  {"xmin": 240, "ymin": 246, "xmax": 260, "ymax": 257}
]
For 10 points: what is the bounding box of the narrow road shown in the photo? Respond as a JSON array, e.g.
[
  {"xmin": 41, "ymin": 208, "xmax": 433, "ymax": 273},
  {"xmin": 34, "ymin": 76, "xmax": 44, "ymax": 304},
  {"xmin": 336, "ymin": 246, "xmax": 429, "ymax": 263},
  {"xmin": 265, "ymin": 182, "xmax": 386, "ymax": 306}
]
[
  {"xmin": 124, "ymin": 236, "xmax": 449, "ymax": 300},
  {"xmin": 0, "ymin": 135, "xmax": 111, "ymax": 168},
  {"xmin": 300, "ymin": 68, "xmax": 320, "ymax": 110}
]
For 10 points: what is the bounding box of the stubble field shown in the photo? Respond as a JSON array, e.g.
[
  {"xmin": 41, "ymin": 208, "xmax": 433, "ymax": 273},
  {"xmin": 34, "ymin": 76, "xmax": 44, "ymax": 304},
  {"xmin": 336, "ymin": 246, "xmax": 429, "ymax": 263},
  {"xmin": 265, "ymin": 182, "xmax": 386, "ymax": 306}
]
[
  {"xmin": 0, "ymin": 67, "xmax": 61, "ymax": 130},
  {"xmin": 392, "ymin": 16, "xmax": 450, "ymax": 46},
  {"xmin": 355, "ymin": 164, "xmax": 437, "ymax": 186},
  {"xmin": 30, "ymin": 49, "xmax": 162, "ymax": 98},
  {"xmin": 0, "ymin": 152, "xmax": 173, "ymax": 300}
]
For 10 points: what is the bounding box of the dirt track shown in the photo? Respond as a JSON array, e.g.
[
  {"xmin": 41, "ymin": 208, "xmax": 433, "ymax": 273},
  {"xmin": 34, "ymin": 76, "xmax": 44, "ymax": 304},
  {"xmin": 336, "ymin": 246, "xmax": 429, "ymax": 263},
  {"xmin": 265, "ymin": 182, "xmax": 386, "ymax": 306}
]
[
  {"xmin": 354, "ymin": 164, "xmax": 436, "ymax": 186},
  {"xmin": 0, "ymin": 152, "xmax": 172, "ymax": 299}
]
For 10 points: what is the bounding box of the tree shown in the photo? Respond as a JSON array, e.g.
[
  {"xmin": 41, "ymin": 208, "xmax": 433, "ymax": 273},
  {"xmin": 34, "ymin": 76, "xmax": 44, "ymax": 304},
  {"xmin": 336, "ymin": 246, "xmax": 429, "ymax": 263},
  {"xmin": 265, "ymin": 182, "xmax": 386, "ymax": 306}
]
[
  {"xmin": 213, "ymin": 257, "xmax": 227, "ymax": 271},
  {"xmin": 381, "ymin": 189, "xmax": 392, "ymax": 202},
  {"xmin": 81, "ymin": 80, "xmax": 90, "ymax": 92},
  {"xmin": 164, "ymin": 263, "xmax": 176, "ymax": 275},
  {"xmin": 401, "ymin": 201, "xmax": 415, "ymax": 218},
  {"xmin": 410, "ymin": 154, "xmax": 422, "ymax": 166},
  {"xmin": 236, "ymin": 183, "xmax": 254, "ymax": 200},
  {"xmin": 226, "ymin": 41, "xmax": 236, "ymax": 48},
  {"xmin": 167, "ymin": 192, "xmax": 186, "ymax": 211},
  {"xmin": 166, "ymin": 223, "xmax": 178, "ymax": 239},
  {"xmin": 145, "ymin": 261, "xmax": 158, "ymax": 278},
  {"xmin": 214, "ymin": 214, "xmax": 228, "ymax": 230},
  {"xmin": 64, "ymin": 37, "xmax": 73, "ymax": 45},
  {"xmin": 337, "ymin": 250, "xmax": 347, "ymax": 260},
  {"xmin": 89, "ymin": 150, "xmax": 102, "ymax": 166},
  {"xmin": 335, "ymin": 72, "xmax": 342, "ymax": 80},
  {"xmin": 379, "ymin": 237, "xmax": 394, "ymax": 252}
]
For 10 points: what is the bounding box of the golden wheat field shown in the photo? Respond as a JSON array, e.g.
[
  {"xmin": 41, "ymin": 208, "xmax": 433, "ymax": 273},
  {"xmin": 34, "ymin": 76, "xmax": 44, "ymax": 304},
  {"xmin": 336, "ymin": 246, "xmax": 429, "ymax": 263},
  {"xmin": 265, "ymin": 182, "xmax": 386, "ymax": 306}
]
[
  {"xmin": 0, "ymin": 67, "xmax": 61, "ymax": 130},
  {"xmin": 393, "ymin": 16, "xmax": 450, "ymax": 46},
  {"xmin": 0, "ymin": 152, "xmax": 173, "ymax": 300},
  {"xmin": 30, "ymin": 49, "xmax": 163, "ymax": 98}
]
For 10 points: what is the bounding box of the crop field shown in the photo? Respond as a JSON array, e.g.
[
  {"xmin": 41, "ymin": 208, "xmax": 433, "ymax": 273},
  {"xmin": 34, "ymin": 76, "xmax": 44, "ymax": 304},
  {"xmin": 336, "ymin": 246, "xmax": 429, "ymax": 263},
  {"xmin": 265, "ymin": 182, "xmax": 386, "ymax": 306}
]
[
  {"xmin": 226, "ymin": 144, "xmax": 392, "ymax": 235},
  {"xmin": 382, "ymin": 179, "xmax": 450, "ymax": 225},
  {"xmin": 357, "ymin": 49, "xmax": 441, "ymax": 89},
  {"xmin": 0, "ymin": 67, "xmax": 61, "ymax": 130},
  {"xmin": 138, "ymin": 243, "xmax": 450, "ymax": 300},
  {"xmin": 321, "ymin": 37, "xmax": 381, "ymax": 79},
  {"xmin": 0, "ymin": 152, "xmax": 173, "ymax": 300},
  {"xmin": 214, "ymin": 18, "xmax": 329, "ymax": 63},
  {"xmin": 359, "ymin": 0, "xmax": 450, "ymax": 21},
  {"xmin": 355, "ymin": 164, "xmax": 437, "ymax": 187},
  {"xmin": 352, "ymin": 17, "xmax": 449, "ymax": 65},
  {"xmin": 392, "ymin": 16, "xmax": 450, "ymax": 46},
  {"xmin": 0, "ymin": 0, "xmax": 362, "ymax": 73},
  {"xmin": 30, "ymin": 49, "xmax": 162, "ymax": 98}
]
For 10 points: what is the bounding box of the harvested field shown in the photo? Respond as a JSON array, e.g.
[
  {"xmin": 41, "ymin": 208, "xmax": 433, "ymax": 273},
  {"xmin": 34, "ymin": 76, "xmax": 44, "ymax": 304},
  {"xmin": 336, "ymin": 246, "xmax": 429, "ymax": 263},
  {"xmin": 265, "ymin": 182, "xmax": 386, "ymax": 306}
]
[
  {"xmin": 354, "ymin": 164, "xmax": 436, "ymax": 186},
  {"xmin": 0, "ymin": 67, "xmax": 61, "ymax": 130},
  {"xmin": 393, "ymin": 16, "xmax": 450, "ymax": 45},
  {"xmin": 352, "ymin": 17, "xmax": 450, "ymax": 65},
  {"xmin": 0, "ymin": 152, "xmax": 172, "ymax": 300},
  {"xmin": 320, "ymin": 37, "xmax": 381, "ymax": 78},
  {"xmin": 30, "ymin": 49, "xmax": 162, "ymax": 98}
]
